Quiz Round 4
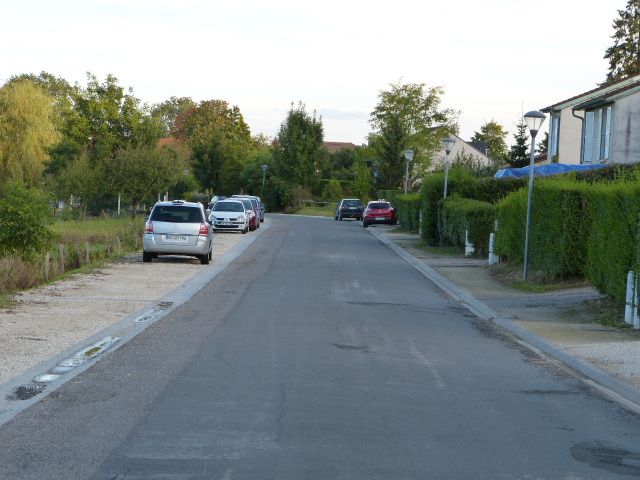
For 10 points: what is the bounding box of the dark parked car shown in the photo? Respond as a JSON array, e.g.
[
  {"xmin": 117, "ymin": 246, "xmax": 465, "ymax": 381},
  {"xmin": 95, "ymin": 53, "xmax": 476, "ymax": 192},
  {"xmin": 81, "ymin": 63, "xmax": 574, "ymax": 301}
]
[
  {"xmin": 334, "ymin": 199, "xmax": 364, "ymax": 221},
  {"xmin": 362, "ymin": 200, "xmax": 397, "ymax": 228}
]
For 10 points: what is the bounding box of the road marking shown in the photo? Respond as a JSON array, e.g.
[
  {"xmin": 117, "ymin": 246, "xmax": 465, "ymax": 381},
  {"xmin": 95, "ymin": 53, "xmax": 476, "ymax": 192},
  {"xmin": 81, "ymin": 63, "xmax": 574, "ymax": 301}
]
[{"xmin": 408, "ymin": 339, "xmax": 447, "ymax": 391}]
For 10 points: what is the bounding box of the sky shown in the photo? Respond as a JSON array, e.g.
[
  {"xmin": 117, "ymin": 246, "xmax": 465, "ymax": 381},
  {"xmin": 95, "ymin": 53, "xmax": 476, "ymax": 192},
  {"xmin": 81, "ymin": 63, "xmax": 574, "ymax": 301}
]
[{"xmin": 0, "ymin": 0, "xmax": 625, "ymax": 144}]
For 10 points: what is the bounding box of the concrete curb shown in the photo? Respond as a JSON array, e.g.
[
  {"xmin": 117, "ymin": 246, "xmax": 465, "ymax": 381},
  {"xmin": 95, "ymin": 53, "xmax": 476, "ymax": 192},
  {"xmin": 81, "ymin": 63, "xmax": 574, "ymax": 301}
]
[
  {"xmin": 0, "ymin": 218, "xmax": 273, "ymax": 427},
  {"xmin": 367, "ymin": 227, "xmax": 640, "ymax": 415}
]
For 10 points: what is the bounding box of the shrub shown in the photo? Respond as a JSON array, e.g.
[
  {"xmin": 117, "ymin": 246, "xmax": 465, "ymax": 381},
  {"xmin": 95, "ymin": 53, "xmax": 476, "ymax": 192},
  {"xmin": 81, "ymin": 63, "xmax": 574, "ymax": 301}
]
[
  {"xmin": 586, "ymin": 182, "xmax": 640, "ymax": 303},
  {"xmin": 326, "ymin": 179, "xmax": 343, "ymax": 202},
  {"xmin": 0, "ymin": 182, "xmax": 53, "ymax": 260},
  {"xmin": 440, "ymin": 196, "xmax": 495, "ymax": 255},
  {"xmin": 394, "ymin": 193, "xmax": 421, "ymax": 231},
  {"xmin": 495, "ymin": 179, "xmax": 592, "ymax": 279}
]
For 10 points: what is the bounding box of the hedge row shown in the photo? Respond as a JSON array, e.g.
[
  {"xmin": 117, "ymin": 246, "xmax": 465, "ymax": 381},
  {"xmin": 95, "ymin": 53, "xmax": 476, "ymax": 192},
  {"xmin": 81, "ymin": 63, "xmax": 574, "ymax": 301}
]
[
  {"xmin": 495, "ymin": 179, "xmax": 640, "ymax": 303},
  {"xmin": 394, "ymin": 193, "xmax": 421, "ymax": 231},
  {"xmin": 440, "ymin": 197, "xmax": 495, "ymax": 255}
]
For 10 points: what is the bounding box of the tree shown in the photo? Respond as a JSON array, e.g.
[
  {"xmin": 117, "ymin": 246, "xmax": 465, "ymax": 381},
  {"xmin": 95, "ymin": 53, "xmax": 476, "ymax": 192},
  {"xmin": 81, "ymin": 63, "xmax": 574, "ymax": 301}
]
[
  {"xmin": 604, "ymin": 0, "xmax": 640, "ymax": 83},
  {"xmin": 272, "ymin": 102, "xmax": 324, "ymax": 189},
  {"xmin": 537, "ymin": 131, "xmax": 549, "ymax": 154},
  {"xmin": 471, "ymin": 120, "xmax": 508, "ymax": 162},
  {"xmin": 151, "ymin": 96, "xmax": 196, "ymax": 137},
  {"xmin": 508, "ymin": 118, "xmax": 530, "ymax": 168},
  {"xmin": 109, "ymin": 146, "xmax": 182, "ymax": 217},
  {"xmin": 174, "ymin": 100, "xmax": 253, "ymax": 194},
  {"xmin": 352, "ymin": 159, "xmax": 373, "ymax": 201},
  {"xmin": 0, "ymin": 80, "xmax": 60, "ymax": 186},
  {"xmin": 369, "ymin": 82, "xmax": 457, "ymax": 188}
]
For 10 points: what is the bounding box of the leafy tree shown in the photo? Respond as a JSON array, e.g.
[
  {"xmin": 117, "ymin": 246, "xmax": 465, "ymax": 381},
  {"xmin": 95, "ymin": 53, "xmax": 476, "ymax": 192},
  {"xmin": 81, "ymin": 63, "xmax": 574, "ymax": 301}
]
[
  {"xmin": 174, "ymin": 100, "xmax": 253, "ymax": 193},
  {"xmin": 369, "ymin": 82, "xmax": 457, "ymax": 188},
  {"xmin": 537, "ymin": 131, "xmax": 549, "ymax": 154},
  {"xmin": 604, "ymin": 0, "xmax": 640, "ymax": 83},
  {"xmin": 0, "ymin": 80, "xmax": 60, "ymax": 186},
  {"xmin": 352, "ymin": 159, "xmax": 373, "ymax": 201},
  {"xmin": 272, "ymin": 102, "xmax": 324, "ymax": 189},
  {"xmin": 0, "ymin": 181, "xmax": 53, "ymax": 260},
  {"xmin": 47, "ymin": 73, "xmax": 164, "ymax": 175},
  {"xmin": 508, "ymin": 118, "xmax": 530, "ymax": 168},
  {"xmin": 151, "ymin": 96, "xmax": 196, "ymax": 137},
  {"xmin": 109, "ymin": 146, "xmax": 182, "ymax": 217},
  {"xmin": 368, "ymin": 115, "xmax": 405, "ymax": 189},
  {"xmin": 471, "ymin": 120, "xmax": 508, "ymax": 162},
  {"xmin": 240, "ymin": 147, "xmax": 273, "ymax": 196},
  {"xmin": 327, "ymin": 148, "xmax": 357, "ymax": 180}
]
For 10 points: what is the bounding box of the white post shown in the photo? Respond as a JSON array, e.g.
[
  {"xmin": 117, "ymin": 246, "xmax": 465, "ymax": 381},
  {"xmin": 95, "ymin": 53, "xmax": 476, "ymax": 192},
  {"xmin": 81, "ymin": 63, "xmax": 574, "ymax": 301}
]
[
  {"xmin": 464, "ymin": 229, "xmax": 475, "ymax": 257},
  {"xmin": 164, "ymin": 192, "xmax": 169, "ymax": 201},
  {"xmin": 418, "ymin": 210, "xmax": 423, "ymax": 237},
  {"xmin": 625, "ymin": 271, "xmax": 635, "ymax": 325},
  {"xmin": 117, "ymin": 193, "xmax": 121, "ymax": 215},
  {"xmin": 488, "ymin": 233, "xmax": 499, "ymax": 265}
]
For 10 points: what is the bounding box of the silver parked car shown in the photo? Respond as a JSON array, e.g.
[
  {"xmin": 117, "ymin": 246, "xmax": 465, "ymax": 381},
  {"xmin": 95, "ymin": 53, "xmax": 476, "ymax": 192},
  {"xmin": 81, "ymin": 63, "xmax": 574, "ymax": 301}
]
[{"xmin": 143, "ymin": 200, "xmax": 213, "ymax": 264}]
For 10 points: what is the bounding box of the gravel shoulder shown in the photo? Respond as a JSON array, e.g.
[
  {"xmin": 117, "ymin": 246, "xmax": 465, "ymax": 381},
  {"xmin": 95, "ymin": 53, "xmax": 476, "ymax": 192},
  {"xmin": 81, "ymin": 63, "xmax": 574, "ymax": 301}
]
[{"xmin": 0, "ymin": 232, "xmax": 245, "ymax": 385}]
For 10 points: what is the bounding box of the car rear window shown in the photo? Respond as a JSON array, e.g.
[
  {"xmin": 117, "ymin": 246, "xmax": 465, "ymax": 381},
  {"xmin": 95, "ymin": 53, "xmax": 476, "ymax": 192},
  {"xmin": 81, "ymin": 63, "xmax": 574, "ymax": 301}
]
[
  {"xmin": 151, "ymin": 206, "xmax": 203, "ymax": 223},
  {"xmin": 368, "ymin": 202, "xmax": 391, "ymax": 209},
  {"xmin": 342, "ymin": 200, "xmax": 362, "ymax": 207},
  {"xmin": 239, "ymin": 199, "xmax": 253, "ymax": 209},
  {"xmin": 213, "ymin": 202, "xmax": 244, "ymax": 212}
]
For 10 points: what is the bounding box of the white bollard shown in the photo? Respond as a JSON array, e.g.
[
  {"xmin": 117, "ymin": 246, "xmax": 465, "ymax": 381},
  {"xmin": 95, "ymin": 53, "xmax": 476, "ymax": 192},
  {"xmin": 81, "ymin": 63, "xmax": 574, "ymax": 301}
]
[
  {"xmin": 634, "ymin": 275, "xmax": 640, "ymax": 330},
  {"xmin": 464, "ymin": 229, "xmax": 475, "ymax": 257},
  {"xmin": 488, "ymin": 233, "xmax": 499, "ymax": 265},
  {"xmin": 625, "ymin": 271, "xmax": 635, "ymax": 325},
  {"xmin": 418, "ymin": 210, "xmax": 423, "ymax": 237}
]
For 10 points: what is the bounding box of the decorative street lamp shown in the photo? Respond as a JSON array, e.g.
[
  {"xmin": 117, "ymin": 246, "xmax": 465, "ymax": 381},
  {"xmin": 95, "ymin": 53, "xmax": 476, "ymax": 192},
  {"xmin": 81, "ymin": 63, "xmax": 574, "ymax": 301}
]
[
  {"xmin": 403, "ymin": 149, "xmax": 414, "ymax": 194},
  {"xmin": 261, "ymin": 164, "xmax": 269, "ymax": 194},
  {"xmin": 522, "ymin": 110, "xmax": 546, "ymax": 281},
  {"xmin": 442, "ymin": 136, "xmax": 456, "ymax": 198}
]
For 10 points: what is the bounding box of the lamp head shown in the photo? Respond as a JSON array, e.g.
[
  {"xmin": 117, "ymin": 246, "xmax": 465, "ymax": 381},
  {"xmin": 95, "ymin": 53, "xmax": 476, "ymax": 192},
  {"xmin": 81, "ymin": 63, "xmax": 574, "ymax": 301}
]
[
  {"xmin": 442, "ymin": 137, "xmax": 456, "ymax": 155},
  {"xmin": 523, "ymin": 110, "xmax": 546, "ymax": 136},
  {"xmin": 403, "ymin": 149, "xmax": 414, "ymax": 162},
  {"xmin": 261, "ymin": 164, "xmax": 269, "ymax": 173}
]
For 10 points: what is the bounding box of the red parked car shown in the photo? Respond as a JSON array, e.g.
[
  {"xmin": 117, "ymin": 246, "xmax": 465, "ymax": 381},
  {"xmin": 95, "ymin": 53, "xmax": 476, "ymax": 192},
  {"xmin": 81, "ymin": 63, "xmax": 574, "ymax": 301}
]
[
  {"xmin": 362, "ymin": 200, "xmax": 397, "ymax": 228},
  {"xmin": 236, "ymin": 198, "xmax": 259, "ymax": 231}
]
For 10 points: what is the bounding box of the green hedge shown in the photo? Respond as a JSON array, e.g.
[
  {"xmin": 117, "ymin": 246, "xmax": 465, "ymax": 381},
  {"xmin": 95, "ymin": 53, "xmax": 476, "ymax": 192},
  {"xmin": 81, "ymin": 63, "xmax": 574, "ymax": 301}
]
[
  {"xmin": 586, "ymin": 182, "xmax": 640, "ymax": 303},
  {"xmin": 394, "ymin": 193, "xmax": 421, "ymax": 231},
  {"xmin": 440, "ymin": 196, "xmax": 495, "ymax": 255},
  {"xmin": 495, "ymin": 180, "xmax": 592, "ymax": 279}
]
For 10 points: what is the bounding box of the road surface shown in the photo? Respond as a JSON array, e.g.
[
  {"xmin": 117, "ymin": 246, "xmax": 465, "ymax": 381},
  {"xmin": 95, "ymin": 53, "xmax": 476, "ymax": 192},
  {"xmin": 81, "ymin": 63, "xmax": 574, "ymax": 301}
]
[{"xmin": 1, "ymin": 215, "xmax": 639, "ymax": 479}]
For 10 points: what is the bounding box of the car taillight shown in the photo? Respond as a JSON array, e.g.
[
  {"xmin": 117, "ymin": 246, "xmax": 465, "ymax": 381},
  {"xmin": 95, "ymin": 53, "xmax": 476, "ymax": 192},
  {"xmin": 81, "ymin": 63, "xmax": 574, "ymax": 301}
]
[
  {"xmin": 199, "ymin": 223, "xmax": 208, "ymax": 236},
  {"xmin": 145, "ymin": 221, "xmax": 153, "ymax": 233}
]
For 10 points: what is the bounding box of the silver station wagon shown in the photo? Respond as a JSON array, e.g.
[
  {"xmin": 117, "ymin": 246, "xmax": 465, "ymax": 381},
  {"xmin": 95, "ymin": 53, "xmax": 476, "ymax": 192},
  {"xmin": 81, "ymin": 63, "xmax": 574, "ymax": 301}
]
[{"xmin": 143, "ymin": 200, "xmax": 213, "ymax": 264}]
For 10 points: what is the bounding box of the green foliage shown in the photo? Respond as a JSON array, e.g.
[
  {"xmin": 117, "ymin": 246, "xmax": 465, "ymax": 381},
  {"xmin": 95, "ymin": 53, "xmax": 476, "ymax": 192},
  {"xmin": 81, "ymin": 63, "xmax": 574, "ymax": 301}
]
[
  {"xmin": 604, "ymin": 0, "xmax": 640, "ymax": 83},
  {"xmin": 586, "ymin": 182, "xmax": 640, "ymax": 302},
  {"xmin": 240, "ymin": 148, "xmax": 273, "ymax": 196},
  {"xmin": 369, "ymin": 82, "xmax": 457, "ymax": 188},
  {"xmin": 394, "ymin": 193, "xmax": 421, "ymax": 231},
  {"xmin": 352, "ymin": 160, "xmax": 373, "ymax": 201},
  {"xmin": 0, "ymin": 80, "xmax": 60, "ymax": 185},
  {"xmin": 0, "ymin": 182, "xmax": 53, "ymax": 259},
  {"xmin": 508, "ymin": 118, "xmax": 530, "ymax": 168},
  {"xmin": 151, "ymin": 96, "xmax": 196, "ymax": 136},
  {"xmin": 495, "ymin": 180, "xmax": 592, "ymax": 279},
  {"xmin": 471, "ymin": 120, "xmax": 508, "ymax": 162},
  {"xmin": 273, "ymin": 102, "xmax": 324, "ymax": 189},
  {"xmin": 440, "ymin": 196, "xmax": 495, "ymax": 254},
  {"xmin": 326, "ymin": 179, "xmax": 343, "ymax": 202}
]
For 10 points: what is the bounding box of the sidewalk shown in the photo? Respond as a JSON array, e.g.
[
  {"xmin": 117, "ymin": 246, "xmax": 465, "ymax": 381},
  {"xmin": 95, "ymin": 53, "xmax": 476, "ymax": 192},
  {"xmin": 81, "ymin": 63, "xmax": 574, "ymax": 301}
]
[{"xmin": 370, "ymin": 226, "xmax": 640, "ymax": 403}]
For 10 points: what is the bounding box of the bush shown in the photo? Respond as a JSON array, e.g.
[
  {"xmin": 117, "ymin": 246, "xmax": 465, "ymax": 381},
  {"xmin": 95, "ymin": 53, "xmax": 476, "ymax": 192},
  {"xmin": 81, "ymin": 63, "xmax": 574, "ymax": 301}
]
[
  {"xmin": 0, "ymin": 182, "xmax": 53, "ymax": 260},
  {"xmin": 440, "ymin": 196, "xmax": 495, "ymax": 255},
  {"xmin": 495, "ymin": 180, "xmax": 592, "ymax": 279},
  {"xmin": 325, "ymin": 179, "xmax": 343, "ymax": 202},
  {"xmin": 394, "ymin": 193, "xmax": 421, "ymax": 231},
  {"xmin": 586, "ymin": 182, "xmax": 640, "ymax": 303}
]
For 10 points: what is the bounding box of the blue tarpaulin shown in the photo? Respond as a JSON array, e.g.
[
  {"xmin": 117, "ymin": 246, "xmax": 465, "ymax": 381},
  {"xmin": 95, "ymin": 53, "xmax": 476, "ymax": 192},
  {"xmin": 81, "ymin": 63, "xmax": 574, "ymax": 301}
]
[{"xmin": 494, "ymin": 163, "xmax": 606, "ymax": 179}]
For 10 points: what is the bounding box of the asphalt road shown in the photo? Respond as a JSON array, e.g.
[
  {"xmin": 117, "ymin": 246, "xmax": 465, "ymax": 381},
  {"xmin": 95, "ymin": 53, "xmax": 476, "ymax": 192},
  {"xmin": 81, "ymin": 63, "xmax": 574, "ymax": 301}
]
[{"xmin": 1, "ymin": 215, "xmax": 640, "ymax": 479}]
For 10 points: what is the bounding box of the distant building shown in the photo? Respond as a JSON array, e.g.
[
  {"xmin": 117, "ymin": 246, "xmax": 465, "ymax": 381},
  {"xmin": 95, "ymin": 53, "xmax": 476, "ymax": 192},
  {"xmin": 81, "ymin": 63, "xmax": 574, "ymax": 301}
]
[{"xmin": 323, "ymin": 141, "xmax": 357, "ymax": 153}]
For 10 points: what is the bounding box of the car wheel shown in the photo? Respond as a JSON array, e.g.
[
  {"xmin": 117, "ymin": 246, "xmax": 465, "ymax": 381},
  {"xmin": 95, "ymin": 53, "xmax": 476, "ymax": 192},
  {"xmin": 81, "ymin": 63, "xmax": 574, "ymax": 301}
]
[
  {"xmin": 200, "ymin": 253, "xmax": 210, "ymax": 265},
  {"xmin": 208, "ymin": 248, "xmax": 212, "ymax": 261},
  {"xmin": 338, "ymin": 214, "xmax": 342, "ymax": 221},
  {"xmin": 143, "ymin": 251, "xmax": 152, "ymax": 262}
]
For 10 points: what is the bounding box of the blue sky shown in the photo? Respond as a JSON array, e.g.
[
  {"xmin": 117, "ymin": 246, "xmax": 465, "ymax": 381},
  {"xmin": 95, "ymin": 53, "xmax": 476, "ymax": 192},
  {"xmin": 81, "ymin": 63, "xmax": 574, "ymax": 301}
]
[{"xmin": 0, "ymin": 0, "xmax": 625, "ymax": 144}]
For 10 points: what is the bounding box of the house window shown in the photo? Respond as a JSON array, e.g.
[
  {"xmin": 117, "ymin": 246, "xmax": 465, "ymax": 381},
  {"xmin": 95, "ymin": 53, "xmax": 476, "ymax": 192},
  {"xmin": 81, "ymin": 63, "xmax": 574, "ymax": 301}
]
[
  {"xmin": 582, "ymin": 105, "xmax": 612, "ymax": 163},
  {"xmin": 549, "ymin": 114, "xmax": 560, "ymax": 158}
]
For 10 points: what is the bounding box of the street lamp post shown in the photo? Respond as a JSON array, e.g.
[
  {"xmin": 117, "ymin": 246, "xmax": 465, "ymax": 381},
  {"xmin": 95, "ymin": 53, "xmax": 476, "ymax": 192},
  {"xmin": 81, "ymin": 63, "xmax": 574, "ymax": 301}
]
[
  {"xmin": 403, "ymin": 149, "xmax": 414, "ymax": 194},
  {"xmin": 442, "ymin": 137, "xmax": 456, "ymax": 198},
  {"xmin": 261, "ymin": 164, "xmax": 269, "ymax": 194},
  {"xmin": 522, "ymin": 110, "xmax": 546, "ymax": 281}
]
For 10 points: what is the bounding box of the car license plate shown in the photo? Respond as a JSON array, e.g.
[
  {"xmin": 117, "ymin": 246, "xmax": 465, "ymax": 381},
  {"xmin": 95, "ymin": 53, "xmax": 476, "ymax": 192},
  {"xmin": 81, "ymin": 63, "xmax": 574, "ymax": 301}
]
[
  {"xmin": 220, "ymin": 222, "xmax": 233, "ymax": 226},
  {"xmin": 375, "ymin": 217, "xmax": 385, "ymax": 221},
  {"xmin": 166, "ymin": 234, "xmax": 187, "ymax": 241},
  {"xmin": 349, "ymin": 207, "xmax": 356, "ymax": 210}
]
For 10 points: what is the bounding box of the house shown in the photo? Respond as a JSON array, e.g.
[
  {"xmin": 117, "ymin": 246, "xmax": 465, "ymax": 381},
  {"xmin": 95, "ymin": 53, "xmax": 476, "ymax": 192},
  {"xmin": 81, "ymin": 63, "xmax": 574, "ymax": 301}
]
[
  {"xmin": 429, "ymin": 132, "xmax": 492, "ymax": 169},
  {"xmin": 323, "ymin": 141, "xmax": 357, "ymax": 153},
  {"xmin": 542, "ymin": 74, "xmax": 640, "ymax": 165}
]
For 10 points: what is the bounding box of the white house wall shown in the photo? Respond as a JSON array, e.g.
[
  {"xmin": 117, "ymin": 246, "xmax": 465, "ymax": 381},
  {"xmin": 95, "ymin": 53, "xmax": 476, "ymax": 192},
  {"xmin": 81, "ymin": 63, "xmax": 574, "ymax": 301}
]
[
  {"xmin": 557, "ymin": 108, "xmax": 583, "ymax": 164},
  {"xmin": 611, "ymin": 94, "xmax": 640, "ymax": 164}
]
